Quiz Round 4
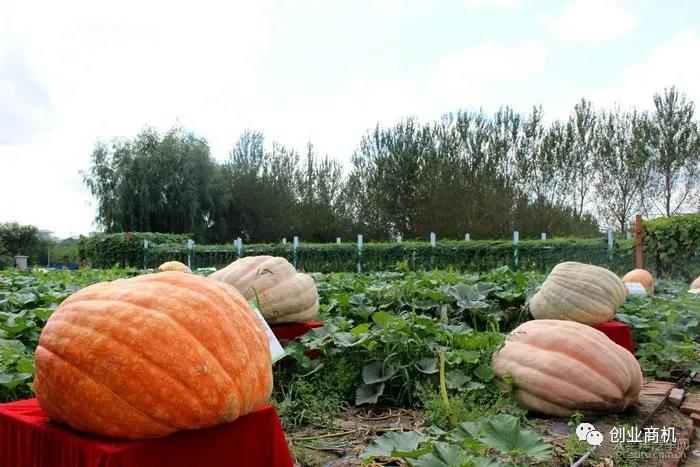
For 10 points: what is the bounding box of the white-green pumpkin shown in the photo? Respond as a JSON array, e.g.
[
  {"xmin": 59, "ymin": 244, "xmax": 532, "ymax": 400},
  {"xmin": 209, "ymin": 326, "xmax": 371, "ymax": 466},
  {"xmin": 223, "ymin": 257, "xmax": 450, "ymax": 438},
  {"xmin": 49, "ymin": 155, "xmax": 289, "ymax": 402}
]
[
  {"xmin": 209, "ymin": 256, "xmax": 319, "ymax": 324},
  {"xmin": 529, "ymin": 261, "xmax": 627, "ymax": 325}
]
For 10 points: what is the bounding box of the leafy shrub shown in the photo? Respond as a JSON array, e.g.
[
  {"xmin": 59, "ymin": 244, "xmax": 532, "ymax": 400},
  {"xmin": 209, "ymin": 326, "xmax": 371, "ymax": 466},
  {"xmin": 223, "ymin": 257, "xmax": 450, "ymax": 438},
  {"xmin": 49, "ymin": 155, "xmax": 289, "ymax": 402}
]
[
  {"xmin": 643, "ymin": 214, "xmax": 700, "ymax": 279},
  {"xmin": 79, "ymin": 232, "xmax": 190, "ymax": 268},
  {"xmin": 145, "ymin": 237, "xmax": 635, "ymax": 273}
]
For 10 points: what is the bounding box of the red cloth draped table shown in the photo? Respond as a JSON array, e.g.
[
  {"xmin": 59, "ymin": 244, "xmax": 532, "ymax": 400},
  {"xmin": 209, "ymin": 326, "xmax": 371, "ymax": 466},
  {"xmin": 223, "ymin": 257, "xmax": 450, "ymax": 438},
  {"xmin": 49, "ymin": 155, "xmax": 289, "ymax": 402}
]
[
  {"xmin": 271, "ymin": 320, "xmax": 324, "ymax": 344},
  {"xmin": 0, "ymin": 398, "xmax": 293, "ymax": 467},
  {"xmin": 590, "ymin": 320, "xmax": 635, "ymax": 354}
]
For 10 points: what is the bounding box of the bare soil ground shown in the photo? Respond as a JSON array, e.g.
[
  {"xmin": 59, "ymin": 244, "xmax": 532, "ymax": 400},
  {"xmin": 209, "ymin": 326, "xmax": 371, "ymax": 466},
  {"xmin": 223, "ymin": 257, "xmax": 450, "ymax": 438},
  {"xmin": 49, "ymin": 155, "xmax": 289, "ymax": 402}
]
[{"xmin": 285, "ymin": 380, "xmax": 698, "ymax": 467}]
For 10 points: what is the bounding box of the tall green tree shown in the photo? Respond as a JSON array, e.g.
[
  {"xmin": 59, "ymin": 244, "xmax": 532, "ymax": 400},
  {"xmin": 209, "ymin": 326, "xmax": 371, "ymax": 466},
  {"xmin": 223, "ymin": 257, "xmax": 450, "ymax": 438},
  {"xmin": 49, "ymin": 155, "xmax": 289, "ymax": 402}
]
[
  {"xmin": 568, "ymin": 99, "xmax": 597, "ymax": 219},
  {"xmin": 83, "ymin": 127, "xmax": 222, "ymax": 242},
  {"xmin": 647, "ymin": 87, "xmax": 700, "ymax": 216},
  {"xmin": 593, "ymin": 109, "xmax": 652, "ymax": 233}
]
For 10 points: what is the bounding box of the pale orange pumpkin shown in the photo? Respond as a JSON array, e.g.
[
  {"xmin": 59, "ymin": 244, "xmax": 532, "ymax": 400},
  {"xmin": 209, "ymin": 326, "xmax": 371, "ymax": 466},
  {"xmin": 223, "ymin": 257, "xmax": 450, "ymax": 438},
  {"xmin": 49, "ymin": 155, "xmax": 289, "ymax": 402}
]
[
  {"xmin": 492, "ymin": 320, "xmax": 642, "ymax": 417},
  {"xmin": 34, "ymin": 272, "xmax": 272, "ymax": 439},
  {"xmin": 157, "ymin": 260, "xmax": 192, "ymax": 273},
  {"xmin": 621, "ymin": 269, "xmax": 654, "ymax": 293},
  {"xmin": 690, "ymin": 276, "xmax": 700, "ymax": 294},
  {"xmin": 210, "ymin": 256, "xmax": 319, "ymax": 324},
  {"xmin": 529, "ymin": 262, "xmax": 627, "ymax": 324}
]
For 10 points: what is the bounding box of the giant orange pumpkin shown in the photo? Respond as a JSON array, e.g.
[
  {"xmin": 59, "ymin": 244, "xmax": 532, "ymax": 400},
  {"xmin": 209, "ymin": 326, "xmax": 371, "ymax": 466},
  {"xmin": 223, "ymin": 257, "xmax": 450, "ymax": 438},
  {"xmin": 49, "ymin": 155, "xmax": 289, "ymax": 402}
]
[
  {"xmin": 492, "ymin": 320, "xmax": 642, "ymax": 416},
  {"xmin": 34, "ymin": 272, "xmax": 272, "ymax": 439},
  {"xmin": 621, "ymin": 269, "xmax": 654, "ymax": 293}
]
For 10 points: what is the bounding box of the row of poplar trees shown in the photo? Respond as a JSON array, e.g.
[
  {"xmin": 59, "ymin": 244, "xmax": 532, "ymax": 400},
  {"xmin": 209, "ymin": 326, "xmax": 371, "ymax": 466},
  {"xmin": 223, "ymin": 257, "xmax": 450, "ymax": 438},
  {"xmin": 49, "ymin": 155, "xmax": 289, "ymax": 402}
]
[{"xmin": 84, "ymin": 87, "xmax": 700, "ymax": 243}]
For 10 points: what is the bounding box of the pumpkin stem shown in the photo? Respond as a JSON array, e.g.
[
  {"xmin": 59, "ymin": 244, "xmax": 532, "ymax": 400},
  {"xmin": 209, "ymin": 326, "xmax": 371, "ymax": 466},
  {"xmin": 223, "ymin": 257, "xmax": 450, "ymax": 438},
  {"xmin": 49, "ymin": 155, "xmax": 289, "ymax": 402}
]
[{"xmin": 438, "ymin": 351, "xmax": 454, "ymax": 426}]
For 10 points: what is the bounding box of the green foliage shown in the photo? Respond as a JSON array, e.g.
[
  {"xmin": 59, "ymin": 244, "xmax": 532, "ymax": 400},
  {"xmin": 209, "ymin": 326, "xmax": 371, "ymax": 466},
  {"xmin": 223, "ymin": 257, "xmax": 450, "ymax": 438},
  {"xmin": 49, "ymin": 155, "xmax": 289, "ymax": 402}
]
[
  {"xmin": 418, "ymin": 386, "xmax": 520, "ymax": 431},
  {"xmin": 647, "ymin": 87, "xmax": 700, "ymax": 217},
  {"xmin": 282, "ymin": 268, "xmax": 533, "ymax": 408},
  {"xmin": 361, "ymin": 413, "xmax": 552, "ymax": 466},
  {"xmin": 79, "ymin": 232, "xmax": 190, "ymax": 268},
  {"xmin": 0, "ymin": 223, "xmax": 41, "ymax": 266},
  {"xmin": 83, "ymin": 128, "xmax": 223, "ymax": 242},
  {"xmin": 643, "ymin": 213, "xmax": 700, "ymax": 279},
  {"xmin": 616, "ymin": 280, "xmax": 700, "ymax": 379},
  {"xmin": 143, "ymin": 237, "xmax": 635, "ymax": 273},
  {"xmin": 0, "ymin": 243, "xmax": 12, "ymax": 269},
  {"xmin": 272, "ymin": 356, "xmax": 361, "ymax": 428},
  {"xmin": 0, "ymin": 339, "xmax": 34, "ymax": 402}
]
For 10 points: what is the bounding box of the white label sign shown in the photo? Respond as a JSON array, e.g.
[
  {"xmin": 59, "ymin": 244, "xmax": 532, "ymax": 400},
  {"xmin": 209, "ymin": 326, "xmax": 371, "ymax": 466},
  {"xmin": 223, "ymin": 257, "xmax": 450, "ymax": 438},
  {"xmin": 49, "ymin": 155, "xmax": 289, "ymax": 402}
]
[
  {"xmin": 248, "ymin": 301, "xmax": 286, "ymax": 363},
  {"xmin": 625, "ymin": 281, "xmax": 647, "ymax": 295}
]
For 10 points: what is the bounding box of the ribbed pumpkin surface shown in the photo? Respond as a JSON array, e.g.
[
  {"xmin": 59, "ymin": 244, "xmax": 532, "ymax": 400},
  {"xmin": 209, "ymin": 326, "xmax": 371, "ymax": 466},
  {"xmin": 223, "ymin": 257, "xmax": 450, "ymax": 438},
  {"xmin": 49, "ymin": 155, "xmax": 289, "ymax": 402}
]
[
  {"xmin": 210, "ymin": 256, "xmax": 319, "ymax": 324},
  {"xmin": 530, "ymin": 262, "xmax": 627, "ymax": 324},
  {"xmin": 157, "ymin": 260, "xmax": 192, "ymax": 273},
  {"xmin": 621, "ymin": 269, "xmax": 654, "ymax": 293},
  {"xmin": 492, "ymin": 320, "xmax": 642, "ymax": 416},
  {"xmin": 34, "ymin": 272, "xmax": 272, "ymax": 439}
]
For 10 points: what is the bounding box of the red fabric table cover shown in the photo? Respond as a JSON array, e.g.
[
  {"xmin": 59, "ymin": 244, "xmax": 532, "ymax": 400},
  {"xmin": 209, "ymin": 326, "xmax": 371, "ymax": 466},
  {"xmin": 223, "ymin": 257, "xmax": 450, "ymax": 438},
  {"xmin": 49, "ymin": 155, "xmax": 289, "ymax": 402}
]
[
  {"xmin": 590, "ymin": 320, "xmax": 634, "ymax": 354},
  {"xmin": 271, "ymin": 320, "xmax": 323, "ymax": 343},
  {"xmin": 0, "ymin": 399, "xmax": 293, "ymax": 467}
]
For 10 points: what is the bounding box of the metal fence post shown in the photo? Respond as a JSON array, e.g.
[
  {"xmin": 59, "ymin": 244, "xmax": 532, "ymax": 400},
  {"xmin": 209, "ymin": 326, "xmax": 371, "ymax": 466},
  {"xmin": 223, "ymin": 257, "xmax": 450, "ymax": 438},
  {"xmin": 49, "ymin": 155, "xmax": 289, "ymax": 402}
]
[
  {"xmin": 430, "ymin": 232, "xmax": 436, "ymax": 269},
  {"xmin": 541, "ymin": 232, "xmax": 546, "ymax": 241},
  {"xmin": 187, "ymin": 239, "xmax": 194, "ymax": 270},
  {"xmin": 293, "ymin": 236, "xmax": 299, "ymax": 268},
  {"xmin": 464, "ymin": 233, "xmax": 470, "ymax": 241},
  {"xmin": 357, "ymin": 234, "xmax": 363, "ymax": 273},
  {"xmin": 236, "ymin": 237, "xmax": 242, "ymax": 259},
  {"xmin": 513, "ymin": 231, "xmax": 519, "ymax": 268},
  {"xmin": 336, "ymin": 237, "xmax": 341, "ymax": 244},
  {"xmin": 607, "ymin": 229, "xmax": 614, "ymax": 261},
  {"xmin": 143, "ymin": 239, "xmax": 149, "ymax": 270}
]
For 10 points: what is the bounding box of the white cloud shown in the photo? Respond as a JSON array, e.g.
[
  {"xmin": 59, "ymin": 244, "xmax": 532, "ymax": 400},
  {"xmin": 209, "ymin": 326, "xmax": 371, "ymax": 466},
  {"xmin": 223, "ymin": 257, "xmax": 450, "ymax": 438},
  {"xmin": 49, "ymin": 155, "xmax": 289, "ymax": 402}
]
[
  {"xmin": 465, "ymin": 0, "xmax": 520, "ymax": 7},
  {"xmin": 0, "ymin": 51, "xmax": 53, "ymax": 144},
  {"xmin": 593, "ymin": 28, "xmax": 700, "ymax": 110},
  {"xmin": 427, "ymin": 41, "xmax": 546, "ymax": 112},
  {"xmin": 0, "ymin": 0, "xmax": 270, "ymax": 237},
  {"xmin": 544, "ymin": 0, "xmax": 637, "ymax": 43}
]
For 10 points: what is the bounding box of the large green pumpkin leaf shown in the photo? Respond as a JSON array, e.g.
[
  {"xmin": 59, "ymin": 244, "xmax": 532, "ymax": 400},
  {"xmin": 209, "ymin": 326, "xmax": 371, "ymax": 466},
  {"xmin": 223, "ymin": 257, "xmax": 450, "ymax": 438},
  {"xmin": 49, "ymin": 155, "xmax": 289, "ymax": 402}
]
[
  {"xmin": 355, "ymin": 382, "xmax": 385, "ymax": 405},
  {"xmin": 361, "ymin": 431, "xmax": 429, "ymax": 460},
  {"xmin": 362, "ymin": 360, "xmax": 396, "ymax": 384}
]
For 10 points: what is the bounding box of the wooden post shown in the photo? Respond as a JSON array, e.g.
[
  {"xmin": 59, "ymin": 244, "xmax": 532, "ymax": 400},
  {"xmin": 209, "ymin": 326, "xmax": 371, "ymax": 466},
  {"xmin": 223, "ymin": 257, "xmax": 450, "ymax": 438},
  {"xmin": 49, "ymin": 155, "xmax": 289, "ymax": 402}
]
[
  {"xmin": 626, "ymin": 215, "xmax": 644, "ymax": 270},
  {"xmin": 634, "ymin": 214, "xmax": 643, "ymax": 269}
]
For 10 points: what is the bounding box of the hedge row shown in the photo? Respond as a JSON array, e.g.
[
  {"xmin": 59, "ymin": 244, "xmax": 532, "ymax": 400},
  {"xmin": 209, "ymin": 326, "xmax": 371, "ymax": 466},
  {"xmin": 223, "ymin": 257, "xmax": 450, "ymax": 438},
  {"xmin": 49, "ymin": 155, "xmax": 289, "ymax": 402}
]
[
  {"xmin": 78, "ymin": 217, "xmax": 700, "ymax": 275},
  {"xmin": 133, "ymin": 238, "xmax": 636, "ymax": 274},
  {"xmin": 78, "ymin": 232, "xmax": 190, "ymax": 269},
  {"xmin": 643, "ymin": 214, "xmax": 700, "ymax": 280}
]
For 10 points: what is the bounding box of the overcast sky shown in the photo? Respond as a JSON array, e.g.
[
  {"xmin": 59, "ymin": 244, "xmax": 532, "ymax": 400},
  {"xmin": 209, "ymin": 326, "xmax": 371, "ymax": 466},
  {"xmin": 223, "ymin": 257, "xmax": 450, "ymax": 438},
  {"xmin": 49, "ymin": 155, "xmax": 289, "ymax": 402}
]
[{"xmin": 1, "ymin": 0, "xmax": 699, "ymax": 238}]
